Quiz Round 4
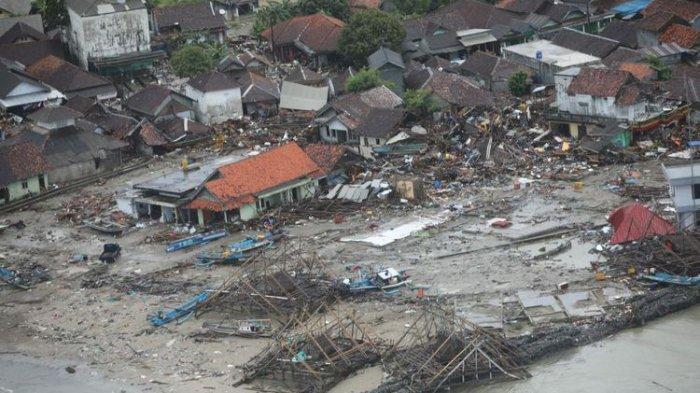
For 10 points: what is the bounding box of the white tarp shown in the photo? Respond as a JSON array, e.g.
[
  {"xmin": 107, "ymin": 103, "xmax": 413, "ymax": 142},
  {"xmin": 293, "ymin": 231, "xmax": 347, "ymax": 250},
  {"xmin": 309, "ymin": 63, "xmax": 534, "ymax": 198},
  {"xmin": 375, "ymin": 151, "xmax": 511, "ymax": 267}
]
[
  {"xmin": 279, "ymin": 81, "xmax": 328, "ymax": 111},
  {"xmin": 340, "ymin": 210, "xmax": 453, "ymax": 247}
]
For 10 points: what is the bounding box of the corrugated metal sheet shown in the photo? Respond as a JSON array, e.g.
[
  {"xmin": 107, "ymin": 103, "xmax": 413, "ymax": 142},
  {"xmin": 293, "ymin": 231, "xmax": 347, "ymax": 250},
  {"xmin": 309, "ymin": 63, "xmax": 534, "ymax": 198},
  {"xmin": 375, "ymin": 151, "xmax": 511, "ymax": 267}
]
[
  {"xmin": 608, "ymin": 203, "xmax": 676, "ymax": 244},
  {"xmin": 612, "ymin": 0, "xmax": 653, "ymax": 16}
]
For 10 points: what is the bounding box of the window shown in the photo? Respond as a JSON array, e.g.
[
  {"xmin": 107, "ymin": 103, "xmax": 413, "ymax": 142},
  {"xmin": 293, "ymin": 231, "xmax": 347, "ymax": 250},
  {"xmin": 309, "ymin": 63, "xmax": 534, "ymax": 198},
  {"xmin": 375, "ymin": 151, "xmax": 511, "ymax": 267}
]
[
  {"xmin": 21, "ymin": 180, "xmax": 28, "ymax": 189},
  {"xmin": 375, "ymin": 138, "xmax": 381, "ymax": 145},
  {"xmin": 694, "ymin": 184, "xmax": 700, "ymax": 199},
  {"xmin": 325, "ymin": 128, "xmax": 330, "ymax": 137},
  {"xmin": 364, "ymin": 137, "xmax": 369, "ymax": 146}
]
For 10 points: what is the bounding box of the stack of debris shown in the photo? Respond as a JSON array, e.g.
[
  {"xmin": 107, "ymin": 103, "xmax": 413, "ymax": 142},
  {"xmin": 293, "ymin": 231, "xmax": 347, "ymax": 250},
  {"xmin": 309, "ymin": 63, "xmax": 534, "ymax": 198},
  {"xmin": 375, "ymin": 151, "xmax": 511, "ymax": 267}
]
[
  {"xmin": 376, "ymin": 307, "xmax": 528, "ymax": 392},
  {"xmin": 238, "ymin": 310, "xmax": 383, "ymax": 392}
]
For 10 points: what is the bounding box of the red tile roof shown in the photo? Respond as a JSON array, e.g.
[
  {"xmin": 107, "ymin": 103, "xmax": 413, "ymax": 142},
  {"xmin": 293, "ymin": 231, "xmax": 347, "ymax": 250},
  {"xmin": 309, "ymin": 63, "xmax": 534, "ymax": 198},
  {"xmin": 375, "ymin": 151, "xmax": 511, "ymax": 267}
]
[
  {"xmin": 567, "ymin": 68, "xmax": 633, "ymax": 98},
  {"xmin": 659, "ymin": 23, "xmax": 700, "ymax": 48},
  {"xmin": 303, "ymin": 143, "xmax": 347, "ymax": 174},
  {"xmin": 188, "ymin": 142, "xmax": 322, "ymax": 211},
  {"xmin": 642, "ymin": 0, "xmax": 700, "ymax": 22},
  {"xmin": 261, "ymin": 13, "xmax": 345, "ymax": 54},
  {"xmin": 618, "ymin": 62, "xmax": 655, "ymax": 81},
  {"xmin": 0, "ymin": 141, "xmax": 49, "ymax": 185}
]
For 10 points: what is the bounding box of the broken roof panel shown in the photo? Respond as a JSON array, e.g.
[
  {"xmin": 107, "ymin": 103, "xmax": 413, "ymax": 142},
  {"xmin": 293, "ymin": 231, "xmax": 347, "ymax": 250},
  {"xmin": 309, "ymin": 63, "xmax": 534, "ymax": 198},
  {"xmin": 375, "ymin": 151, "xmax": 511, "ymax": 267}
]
[
  {"xmin": 567, "ymin": 67, "xmax": 633, "ymax": 98},
  {"xmin": 279, "ymin": 81, "xmax": 328, "ymax": 111}
]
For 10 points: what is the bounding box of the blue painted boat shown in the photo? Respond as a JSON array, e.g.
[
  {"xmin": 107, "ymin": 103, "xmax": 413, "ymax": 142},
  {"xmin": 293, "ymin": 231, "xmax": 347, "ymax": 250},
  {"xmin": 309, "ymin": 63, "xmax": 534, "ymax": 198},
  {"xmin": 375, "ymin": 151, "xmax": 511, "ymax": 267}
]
[
  {"xmin": 165, "ymin": 229, "xmax": 228, "ymax": 252},
  {"xmin": 148, "ymin": 291, "xmax": 209, "ymax": 327},
  {"xmin": 641, "ymin": 273, "xmax": 700, "ymax": 286},
  {"xmin": 341, "ymin": 267, "xmax": 411, "ymax": 293},
  {"xmin": 194, "ymin": 230, "xmax": 285, "ymax": 268}
]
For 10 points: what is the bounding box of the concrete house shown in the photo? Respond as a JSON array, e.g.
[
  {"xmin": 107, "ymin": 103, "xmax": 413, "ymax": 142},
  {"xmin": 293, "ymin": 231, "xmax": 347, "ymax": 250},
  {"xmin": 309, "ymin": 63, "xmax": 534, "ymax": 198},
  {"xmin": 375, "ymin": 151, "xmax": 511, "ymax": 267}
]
[
  {"xmin": 0, "ymin": 140, "xmax": 49, "ymax": 204},
  {"xmin": 153, "ymin": 2, "xmax": 227, "ymax": 44},
  {"xmin": 503, "ymin": 40, "xmax": 602, "ymax": 84},
  {"xmin": 125, "ymin": 84, "xmax": 195, "ymax": 122},
  {"xmin": 66, "ymin": 0, "xmax": 164, "ymax": 74},
  {"xmin": 186, "ymin": 142, "xmax": 322, "ymax": 224},
  {"xmin": 185, "ymin": 71, "xmax": 243, "ymax": 125},
  {"xmin": 549, "ymin": 67, "xmax": 662, "ymax": 138},
  {"xmin": 0, "ymin": 62, "xmax": 64, "ymax": 111},
  {"xmin": 315, "ymin": 85, "xmax": 404, "ymax": 157},
  {"xmin": 368, "ymin": 47, "xmax": 405, "ymax": 94},
  {"xmin": 25, "ymin": 55, "xmax": 118, "ymax": 100},
  {"xmin": 663, "ymin": 161, "xmax": 700, "ymax": 230},
  {"xmin": 261, "ymin": 13, "xmax": 344, "ymax": 67}
]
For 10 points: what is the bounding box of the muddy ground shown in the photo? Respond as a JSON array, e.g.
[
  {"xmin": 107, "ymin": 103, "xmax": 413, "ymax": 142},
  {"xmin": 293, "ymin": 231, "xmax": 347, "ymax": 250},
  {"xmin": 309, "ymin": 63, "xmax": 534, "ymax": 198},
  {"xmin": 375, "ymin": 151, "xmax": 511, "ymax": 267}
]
[{"xmin": 0, "ymin": 155, "xmax": 682, "ymax": 392}]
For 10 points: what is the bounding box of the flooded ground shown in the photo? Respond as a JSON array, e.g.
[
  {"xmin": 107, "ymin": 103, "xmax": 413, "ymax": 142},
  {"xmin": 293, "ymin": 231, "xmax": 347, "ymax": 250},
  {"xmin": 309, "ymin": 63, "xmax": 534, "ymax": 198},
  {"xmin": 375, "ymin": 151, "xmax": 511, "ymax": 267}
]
[{"xmin": 470, "ymin": 305, "xmax": 700, "ymax": 393}]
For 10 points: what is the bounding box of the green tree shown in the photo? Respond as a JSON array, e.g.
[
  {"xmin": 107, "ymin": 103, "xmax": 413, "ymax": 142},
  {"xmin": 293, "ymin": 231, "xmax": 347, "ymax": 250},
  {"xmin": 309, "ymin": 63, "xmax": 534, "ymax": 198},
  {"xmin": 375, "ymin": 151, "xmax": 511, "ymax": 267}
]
[
  {"xmin": 508, "ymin": 71, "xmax": 529, "ymax": 96},
  {"xmin": 170, "ymin": 44, "xmax": 224, "ymax": 77},
  {"xmin": 645, "ymin": 55, "xmax": 671, "ymax": 80},
  {"xmin": 252, "ymin": 0, "xmax": 299, "ymax": 38},
  {"xmin": 338, "ymin": 10, "xmax": 405, "ymax": 67},
  {"xmin": 345, "ymin": 68, "xmax": 394, "ymax": 92},
  {"xmin": 404, "ymin": 89, "xmax": 439, "ymax": 117},
  {"xmin": 37, "ymin": 0, "xmax": 67, "ymax": 30},
  {"xmin": 297, "ymin": 0, "xmax": 351, "ymax": 21}
]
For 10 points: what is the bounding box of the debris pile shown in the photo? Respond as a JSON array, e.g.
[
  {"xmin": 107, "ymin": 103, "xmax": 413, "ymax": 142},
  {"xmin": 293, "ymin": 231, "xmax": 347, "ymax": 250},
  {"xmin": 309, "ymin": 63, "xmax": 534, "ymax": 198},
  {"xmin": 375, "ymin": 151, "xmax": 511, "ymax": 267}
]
[
  {"xmin": 606, "ymin": 232, "xmax": 700, "ymax": 278},
  {"xmin": 375, "ymin": 307, "xmax": 528, "ymax": 393},
  {"xmin": 238, "ymin": 310, "xmax": 383, "ymax": 392}
]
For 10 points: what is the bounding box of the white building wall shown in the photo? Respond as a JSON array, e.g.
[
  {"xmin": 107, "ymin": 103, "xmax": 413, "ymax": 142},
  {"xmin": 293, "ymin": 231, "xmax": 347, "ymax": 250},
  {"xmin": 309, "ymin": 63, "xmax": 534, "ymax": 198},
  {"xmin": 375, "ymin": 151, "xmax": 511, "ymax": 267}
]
[
  {"xmin": 67, "ymin": 8, "xmax": 150, "ymax": 69},
  {"xmin": 319, "ymin": 118, "xmax": 347, "ymax": 143},
  {"xmin": 185, "ymin": 86, "xmax": 243, "ymax": 125}
]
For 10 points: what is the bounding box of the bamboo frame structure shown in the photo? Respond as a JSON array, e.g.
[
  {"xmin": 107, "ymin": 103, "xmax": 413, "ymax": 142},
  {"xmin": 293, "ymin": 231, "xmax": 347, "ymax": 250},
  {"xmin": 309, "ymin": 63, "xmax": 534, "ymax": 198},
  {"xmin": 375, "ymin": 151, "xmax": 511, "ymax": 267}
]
[
  {"xmin": 238, "ymin": 308, "xmax": 385, "ymax": 392},
  {"xmin": 381, "ymin": 306, "xmax": 529, "ymax": 392}
]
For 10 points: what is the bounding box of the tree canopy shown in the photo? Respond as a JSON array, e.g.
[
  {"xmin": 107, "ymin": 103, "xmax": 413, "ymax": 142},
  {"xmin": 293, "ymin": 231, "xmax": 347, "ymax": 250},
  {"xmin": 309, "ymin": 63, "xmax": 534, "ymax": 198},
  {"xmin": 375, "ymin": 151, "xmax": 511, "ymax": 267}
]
[
  {"xmin": 345, "ymin": 68, "xmax": 394, "ymax": 92},
  {"xmin": 170, "ymin": 44, "xmax": 225, "ymax": 78},
  {"xmin": 404, "ymin": 89, "xmax": 439, "ymax": 118},
  {"xmin": 338, "ymin": 10, "xmax": 405, "ymax": 67},
  {"xmin": 37, "ymin": 0, "xmax": 66, "ymax": 30},
  {"xmin": 508, "ymin": 71, "xmax": 529, "ymax": 96}
]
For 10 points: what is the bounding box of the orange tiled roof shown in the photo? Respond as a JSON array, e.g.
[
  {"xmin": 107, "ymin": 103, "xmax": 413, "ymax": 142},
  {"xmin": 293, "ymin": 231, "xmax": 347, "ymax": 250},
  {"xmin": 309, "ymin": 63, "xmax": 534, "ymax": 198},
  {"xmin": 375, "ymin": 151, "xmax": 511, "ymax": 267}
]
[
  {"xmin": 187, "ymin": 142, "xmax": 322, "ymax": 211},
  {"xmin": 642, "ymin": 0, "xmax": 700, "ymax": 23},
  {"xmin": 303, "ymin": 143, "xmax": 347, "ymax": 174},
  {"xmin": 659, "ymin": 23, "xmax": 700, "ymax": 48},
  {"xmin": 618, "ymin": 62, "xmax": 655, "ymax": 81}
]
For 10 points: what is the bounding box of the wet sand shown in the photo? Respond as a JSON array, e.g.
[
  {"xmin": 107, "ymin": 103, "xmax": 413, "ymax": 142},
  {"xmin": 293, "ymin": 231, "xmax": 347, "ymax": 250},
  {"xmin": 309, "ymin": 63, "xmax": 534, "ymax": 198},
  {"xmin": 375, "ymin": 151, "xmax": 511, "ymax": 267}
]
[{"xmin": 470, "ymin": 305, "xmax": 700, "ymax": 393}]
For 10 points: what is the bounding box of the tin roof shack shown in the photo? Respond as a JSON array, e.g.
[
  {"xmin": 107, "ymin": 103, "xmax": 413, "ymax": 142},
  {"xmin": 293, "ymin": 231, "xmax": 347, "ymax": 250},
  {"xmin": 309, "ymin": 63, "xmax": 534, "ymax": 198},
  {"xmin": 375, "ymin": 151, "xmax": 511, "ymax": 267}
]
[
  {"xmin": 458, "ymin": 50, "xmax": 532, "ymax": 93},
  {"xmin": 153, "ymin": 2, "xmax": 227, "ymax": 44},
  {"xmin": 0, "ymin": 62, "xmax": 64, "ymax": 112},
  {"xmin": 663, "ymin": 160, "xmax": 700, "ymax": 230},
  {"xmin": 65, "ymin": 0, "xmax": 165, "ymax": 74},
  {"xmin": 184, "ymin": 71, "xmax": 243, "ymax": 125},
  {"xmin": 368, "ymin": 47, "xmax": 405, "ymax": 94},
  {"xmin": 315, "ymin": 85, "xmax": 404, "ymax": 158},
  {"xmin": 25, "ymin": 55, "xmax": 118, "ymax": 100},
  {"xmin": 261, "ymin": 13, "xmax": 345, "ymax": 67},
  {"xmin": 8, "ymin": 124, "xmax": 127, "ymax": 184},
  {"xmin": 0, "ymin": 140, "xmax": 49, "ymax": 204},
  {"xmin": 503, "ymin": 40, "xmax": 602, "ymax": 84},
  {"xmin": 125, "ymin": 154, "xmax": 244, "ymax": 223},
  {"xmin": 187, "ymin": 142, "xmax": 322, "ymax": 224},
  {"xmin": 233, "ymin": 71, "xmax": 280, "ymax": 117},
  {"xmin": 125, "ymin": 84, "xmax": 195, "ymax": 122},
  {"xmin": 548, "ymin": 67, "xmax": 662, "ymax": 138}
]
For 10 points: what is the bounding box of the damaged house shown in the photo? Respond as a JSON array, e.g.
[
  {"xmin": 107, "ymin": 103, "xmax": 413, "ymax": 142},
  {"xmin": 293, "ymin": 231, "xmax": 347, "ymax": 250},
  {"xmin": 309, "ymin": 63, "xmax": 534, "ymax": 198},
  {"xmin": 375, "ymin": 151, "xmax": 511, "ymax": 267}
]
[
  {"xmin": 233, "ymin": 71, "xmax": 280, "ymax": 117},
  {"xmin": 65, "ymin": 0, "xmax": 165, "ymax": 74},
  {"xmin": 261, "ymin": 13, "xmax": 344, "ymax": 67},
  {"xmin": 184, "ymin": 70, "xmax": 243, "ymax": 124},
  {"xmin": 458, "ymin": 50, "xmax": 532, "ymax": 93},
  {"xmin": 503, "ymin": 39, "xmax": 603, "ymax": 84},
  {"xmin": 406, "ymin": 68, "xmax": 495, "ymax": 111},
  {"xmin": 218, "ymin": 50, "xmax": 272, "ymax": 76},
  {"xmin": 187, "ymin": 142, "xmax": 322, "ymax": 224},
  {"xmin": 25, "ymin": 55, "xmax": 118, "ymax": 100},
  {"xmin": 153, "ymin": 2, "xmax": 227, "ymax": 44},
  {"xmin": 0, "ymin": 62, "xmax": 64, "ymax": 112},
  {"xmin": 125, "ymin": 84, "xmax": 195, "ymax": 122},
  {"xmin": 0, "ymin": 140, "xmax": 48, "ymax": 204},
  {"xmin": 548, "ymin": 67, "xmax": 664, "ymax": 138},
  {"xmin": 136, "ymin": 117, "xmax": 211, "ymax": 155},
  {"xmin": 315, "ymin": 85, "xmax": 404, "ymax": 157}
]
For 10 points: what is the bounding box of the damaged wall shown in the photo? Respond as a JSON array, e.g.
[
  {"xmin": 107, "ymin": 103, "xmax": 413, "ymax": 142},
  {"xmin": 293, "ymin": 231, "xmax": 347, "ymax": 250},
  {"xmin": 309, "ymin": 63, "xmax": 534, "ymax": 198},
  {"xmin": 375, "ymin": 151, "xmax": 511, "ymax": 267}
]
[
  {"xmin": 67, "ymin": 8, "xmax": 151, "ymax": 69},
  {"xmin": 185, "ymin": 86, "xmax": 243, "ymax": 125}
]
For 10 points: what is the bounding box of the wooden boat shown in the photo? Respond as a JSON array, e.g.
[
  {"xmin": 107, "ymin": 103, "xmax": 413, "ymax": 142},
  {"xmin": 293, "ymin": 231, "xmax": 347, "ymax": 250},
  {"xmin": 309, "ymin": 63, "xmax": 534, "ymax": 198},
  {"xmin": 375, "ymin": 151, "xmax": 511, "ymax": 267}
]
[
  {"xmin": 84, "ymin": 220, "xmax": 129, "ymax": 235},
  {"xmin": 202, "ymin": 319, "xmax": 273, "ymax": 338},
  {"xmin": 342, "ymin": 267, "xmax": 411, "ymax": 293}
]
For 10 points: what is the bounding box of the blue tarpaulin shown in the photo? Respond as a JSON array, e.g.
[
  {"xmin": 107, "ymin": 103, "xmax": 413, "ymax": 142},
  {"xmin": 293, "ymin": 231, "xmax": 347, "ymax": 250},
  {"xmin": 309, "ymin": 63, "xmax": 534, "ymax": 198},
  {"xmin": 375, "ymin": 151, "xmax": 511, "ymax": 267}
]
[{"xmin": 612, "ymin": 0, "xmax": 652, "ymax": 16}]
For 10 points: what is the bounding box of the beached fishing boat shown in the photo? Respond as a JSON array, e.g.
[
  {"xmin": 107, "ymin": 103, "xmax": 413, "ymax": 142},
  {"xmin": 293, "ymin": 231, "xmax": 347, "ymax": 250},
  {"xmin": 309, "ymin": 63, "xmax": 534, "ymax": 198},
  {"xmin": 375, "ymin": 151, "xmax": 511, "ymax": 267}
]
[
  {"xmin": 341, "ymin": 267, "xmax": 411, "ymax": 293},
  {"xmin": 202, "ymin": 319, "xmax": 273, "ymax": 338}
]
